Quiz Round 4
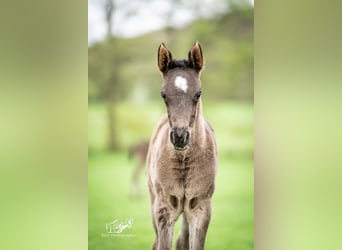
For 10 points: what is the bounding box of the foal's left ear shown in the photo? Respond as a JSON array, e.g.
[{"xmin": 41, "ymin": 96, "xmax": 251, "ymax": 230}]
[{"xmin": 188, "ymin": 41, "xmax": 204, "ymax": 71}]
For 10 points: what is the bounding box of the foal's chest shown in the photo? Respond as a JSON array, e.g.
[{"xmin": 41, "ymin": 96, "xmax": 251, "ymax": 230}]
[{"xmin": 157, "ymin": 154, "xmax": 216, "ymax": 199}]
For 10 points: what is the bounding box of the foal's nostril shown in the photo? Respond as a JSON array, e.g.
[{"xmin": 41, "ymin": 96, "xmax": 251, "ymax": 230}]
[
  {"xmin": 181, "ymin": 132, "xmax": 188, "ymax": 144},
  {"xmin": 170, "ymin": 131, "xmax": 176, "ymax": 145},
  {"xmin": 184, "ymin": 131, "xmax": 189, "ymax": 144}
]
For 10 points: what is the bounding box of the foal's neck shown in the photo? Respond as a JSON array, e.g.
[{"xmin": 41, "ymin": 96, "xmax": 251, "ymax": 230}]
[
  {"xmin": 192, "ymin": 100, "xmax": 206, "ymax": 145},
  {"xmin": 174, "ymin": 100, "xmax": 204, "ymax": 159}
]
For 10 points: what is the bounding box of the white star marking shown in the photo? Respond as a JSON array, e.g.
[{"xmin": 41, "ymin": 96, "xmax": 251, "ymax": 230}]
[{"xmin": 174, "ymin": 76, "xmax": 188, "ymax": 93}]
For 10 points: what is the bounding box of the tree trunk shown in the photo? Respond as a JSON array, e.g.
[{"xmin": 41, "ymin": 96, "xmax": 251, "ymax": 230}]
[
  {"xmin": 107, "ymin": 95, "xmax": 118, "ymax": 151},
  {"xmin": 105, "ymin": 0, "xmax": 114, "ymax": 39}
]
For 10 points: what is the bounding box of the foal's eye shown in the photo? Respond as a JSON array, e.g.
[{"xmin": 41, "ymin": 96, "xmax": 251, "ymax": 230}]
[
  {"xmin": 194, "ymin": 91, "xmax": 202, "ymax": 102},
  {"xmin": 160, "ymin": 92, "xmax": 167, "ymax": 100}
]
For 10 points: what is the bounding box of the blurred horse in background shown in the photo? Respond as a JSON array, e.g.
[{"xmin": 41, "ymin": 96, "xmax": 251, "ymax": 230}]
[{"xmin": 128, "ymin": 140, "xmax": 149, "ymax": 198}]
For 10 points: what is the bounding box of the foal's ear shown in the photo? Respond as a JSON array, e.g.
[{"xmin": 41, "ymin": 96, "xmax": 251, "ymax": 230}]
[
  {"xmin": 158, "ymin": 43, "xmax": 173, "ymax": 73},
  {"xmin": 188, "ymin": 41, "xmax": 204, "ymax": 71}
]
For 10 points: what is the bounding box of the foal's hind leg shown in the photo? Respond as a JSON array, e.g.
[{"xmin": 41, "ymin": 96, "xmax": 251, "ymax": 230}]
[{"xmin": 176, "ymin": 214, "xmax": 189, "ymax": 250}]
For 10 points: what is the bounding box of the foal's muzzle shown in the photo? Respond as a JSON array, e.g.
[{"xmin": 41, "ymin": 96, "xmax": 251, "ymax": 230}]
[{"xmin": 170, "ymin": 127, "xmax": 190, "ymax": 151}]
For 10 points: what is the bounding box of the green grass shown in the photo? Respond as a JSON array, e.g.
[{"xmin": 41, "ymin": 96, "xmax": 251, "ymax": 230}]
[{"xmin": 88, "ymin": 100, "xmax": 253, "ymax": 249}]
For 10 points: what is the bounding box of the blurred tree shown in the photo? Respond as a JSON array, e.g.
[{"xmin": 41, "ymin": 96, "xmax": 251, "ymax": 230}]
[
  {"xmin": 89, "ymin": 41, "xmax": 117, "ymax": 150},
  {"xmin": 104, "ymin": 0, "xmax": 114, "ymax": 39},
  {"xmin": 90, "ymin": 0, "xmax": 153, "ymax": 150},
  {"xmin": 89, "ymin": 38, "xmax": 137, "ymax": 150},
  {"xmin": 103, "ymin": 0, "xmax": 118, "ymax": 150}
]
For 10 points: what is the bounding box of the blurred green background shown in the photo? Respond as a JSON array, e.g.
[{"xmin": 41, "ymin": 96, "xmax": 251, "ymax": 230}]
[{"xmin": 88, "ymin": 0, "xmax": 253, "ymax": 249}]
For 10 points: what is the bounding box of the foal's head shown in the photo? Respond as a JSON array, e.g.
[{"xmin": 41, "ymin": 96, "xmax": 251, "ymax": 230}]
[{"xmin": 157, "ymin": 42, "xmax": 204, "ymax": 151}]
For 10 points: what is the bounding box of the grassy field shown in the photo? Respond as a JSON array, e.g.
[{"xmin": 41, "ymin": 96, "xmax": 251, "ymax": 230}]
[{"xmin": 88, "ymin": 101, "xmax": 253, "ymax": 249}]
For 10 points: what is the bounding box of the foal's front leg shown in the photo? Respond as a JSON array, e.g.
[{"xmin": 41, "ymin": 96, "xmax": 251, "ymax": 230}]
[
  {"xmin": 187, "ymin": 199, "xmax": 212, "ymax": 250},
  {"xmin": 176, "ymin": 214, "xmax": 189, "ymax": 250},
  {"xmin": 154, "ymin": 200, "xmax": 177, "ymax": 250}
]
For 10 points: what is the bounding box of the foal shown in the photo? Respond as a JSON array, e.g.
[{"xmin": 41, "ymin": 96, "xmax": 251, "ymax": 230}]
[{"xmin": 147, "ymin": 42, "xmax": 217, "ymax": 250}]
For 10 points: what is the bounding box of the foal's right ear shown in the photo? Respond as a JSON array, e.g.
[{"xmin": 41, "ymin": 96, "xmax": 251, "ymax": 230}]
[{"xmin": 158, "ymin": 43, "xmax": 173, "ymax": 73}]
